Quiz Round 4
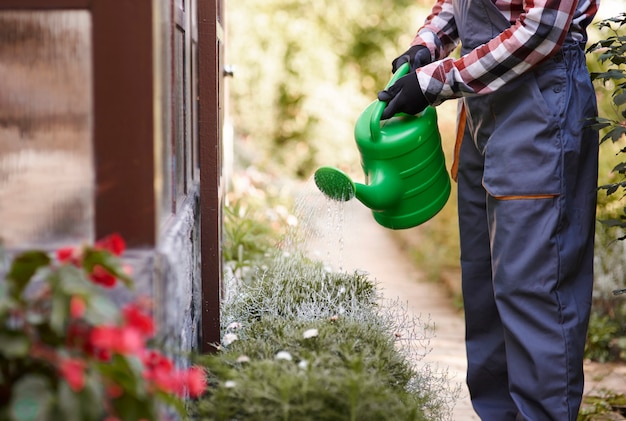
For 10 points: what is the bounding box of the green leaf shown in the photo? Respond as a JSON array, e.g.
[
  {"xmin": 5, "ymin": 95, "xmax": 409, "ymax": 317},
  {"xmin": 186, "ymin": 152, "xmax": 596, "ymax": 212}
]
[
  {"xmin": 96, "ymin": 354, "xmax": 145, "ymax": 398},
  {"xmin": 81, "ymin": 371, "xmax": 105, "ymax": 420},
  {"xmin": 614, "ymin": 91, "xmax": 626, "ymax": 106},
  {"xmin": 84, "ymin": 295, "xmax": 120, "ymax": 325},
  {"xmin": 0, "ymin": 332, "xmax": 30, "ymax": 358},
  {"xmin": 6, "ymin": 251, "xmax": 50, "ymax": 299},
  {"xmin": 611, "ymin": 126, "xmax": 626, "ymax": 142},
  {"xmin": 9, "ymin": 374, "xmax": 54, "ymax": 421},
  {"xmin": 50, "ymin": 289, "xmax": 68, "ymax": 336},
  {"xmin": 55, "ymin": 265, "xmax": 93, "ymax": 296},
  {"xmin": 57, "ymin": 382, "xmax": 82, "ymax": 421},
  {"xmin": 156, "ymin": 389, "xmax": 187, "ymax": 415}
]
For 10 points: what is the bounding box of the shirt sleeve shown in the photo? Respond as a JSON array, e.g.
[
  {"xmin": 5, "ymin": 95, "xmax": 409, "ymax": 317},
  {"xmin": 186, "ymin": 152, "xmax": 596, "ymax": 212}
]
[
  {"xmin": 412, "ymin": 0, "xmax": 579, "ymax": 106},
  {"xmin": 410, "ymin": 0, "xmax": 460, "ymax": 61}
]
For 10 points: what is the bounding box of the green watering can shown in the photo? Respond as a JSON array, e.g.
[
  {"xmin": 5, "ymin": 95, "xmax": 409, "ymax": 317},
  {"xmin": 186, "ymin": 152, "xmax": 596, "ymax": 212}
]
[{"xmin": 314, "ymin": 62, "xmax": 451, "ymax": 230}]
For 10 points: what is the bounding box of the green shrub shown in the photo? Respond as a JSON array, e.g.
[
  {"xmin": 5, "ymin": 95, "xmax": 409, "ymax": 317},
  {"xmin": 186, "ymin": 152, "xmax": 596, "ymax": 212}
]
[{"xmin": 195, "ymin": 201, "xmax": 457, "ymax": 420}]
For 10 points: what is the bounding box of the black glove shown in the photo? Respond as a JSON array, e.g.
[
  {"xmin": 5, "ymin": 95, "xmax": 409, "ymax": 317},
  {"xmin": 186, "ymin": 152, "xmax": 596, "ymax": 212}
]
[
  {"xmin": 377, "ymin": 72, "xmax": 429, "ymax": 120},
  {"xmin": 392, "ymin": 45, "xmax": 431, "ymax": 73}
]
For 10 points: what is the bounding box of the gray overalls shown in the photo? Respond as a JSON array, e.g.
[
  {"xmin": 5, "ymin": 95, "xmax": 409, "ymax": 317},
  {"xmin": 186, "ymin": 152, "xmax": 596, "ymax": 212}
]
[{"xmin": 454, "ymin": 0, "xmax": 599, "ymax": 420}]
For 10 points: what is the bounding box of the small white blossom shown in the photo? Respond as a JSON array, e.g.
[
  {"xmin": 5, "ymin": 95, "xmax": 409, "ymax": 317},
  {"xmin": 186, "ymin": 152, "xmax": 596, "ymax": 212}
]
[
  {"xmin": 224, "ymin": 380, "xmax": 237, "ymax": 389},
  {"xmin": 222, "ymin": 333, "xmax": 238, "ymax": 346},
  {"xmin": 298, "ymin": 360, "xmax": 309, "ymax": 369},
  {"xmin": 236, "ymin": 355, "xmax": 251, "ymax": 363},
  {"xmin": 303, "ymin": 328, "xmax": 319, "ymax": 339},
  {"xmin": 227, "ymin": 322, "xmax": 242, "ymax": 331},
  {"xmin": 275, "ymin": 351, "xmax": 293, "ymax": 361}
]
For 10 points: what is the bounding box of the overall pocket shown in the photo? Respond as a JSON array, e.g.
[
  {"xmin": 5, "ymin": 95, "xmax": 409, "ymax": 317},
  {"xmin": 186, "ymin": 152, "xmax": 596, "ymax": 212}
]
[{"xmin": 467, "ymin": 58, "xmax": 567, "ymax": 198}]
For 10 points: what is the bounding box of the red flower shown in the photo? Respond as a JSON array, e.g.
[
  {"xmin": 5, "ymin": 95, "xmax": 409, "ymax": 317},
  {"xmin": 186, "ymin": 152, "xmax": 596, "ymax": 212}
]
[
  {"xmin": 105, "ymin": 382, "xmax": 124, "ymax": 399},
  {"xmin": 90, "ymin": 325, "xmax": 144, "ymax": 355},
  {"xmin": 57, "ymin": 247, "xmax": 76, "ymax": 262},
  {"xmin": 60, "ymin": 358, "xmax": 86, "ymax": 392},
  {"xmin": 185, "ymin": 366, "xmax": 207, "ymax": 398},
  {"xmin": 142, "ymin": 350, "xmax": 178, "ymax": 393},
  {"xmin": 123, "ymin": 304, "xmax": 155, "ymax": 338},
  {"xmin": 70, "ymin": 296, "xmax": 86, "ymax": 319},
  {"xmin": 90, "ymin": 265, "xmax": 117, "ymax": 288},
  {"xmin": 95, "ymin": 233, "xmax": 126, "ymax": 256},
  {"xmin": 141, "ymin": 351, "xmax": 207, "ymax": 397}
]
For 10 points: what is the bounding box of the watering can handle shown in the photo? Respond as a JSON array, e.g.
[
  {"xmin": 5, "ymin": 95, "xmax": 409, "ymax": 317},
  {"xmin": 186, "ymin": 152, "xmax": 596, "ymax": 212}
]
[{"xmin": 370, "ymin": 62, "xmax": 411, "ymax": 142}]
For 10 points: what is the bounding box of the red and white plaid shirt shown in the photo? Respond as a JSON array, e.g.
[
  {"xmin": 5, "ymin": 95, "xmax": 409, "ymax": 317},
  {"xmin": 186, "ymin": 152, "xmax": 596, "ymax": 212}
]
[{"xmin": 412, "ymin": 0, "xmax": 599, "ymax": 105}]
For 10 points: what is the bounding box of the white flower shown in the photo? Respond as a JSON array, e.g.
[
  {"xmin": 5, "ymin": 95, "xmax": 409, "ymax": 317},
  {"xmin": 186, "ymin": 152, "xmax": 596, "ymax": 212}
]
[
  {"xmin": 303, "ymin": 328, "xmax": 319, "ymax": 339},
  {"xmin": 224, "ymin": 380, "xmax": 237, "ymax": 389},
  {"xmin": 298, "ymin": 360, "xmax": 309, "ymax": 369},
  {"xmin": 275, "ymin": 351, "xmax": 293, "ymax": 361},
  {"xmin": 227, "ymin": 322, "xmax": 242, "ymax": 331},
  {"xmin": 236, "ymin": 355, "xmax": 251, "ymax": 363},
  {"xmin": 286, "ymin": 214, "xmax": 298, "ymax": 226},
  {"xmin": 222, "ymin": 333, "xmax": 238, "ymax": 346}
]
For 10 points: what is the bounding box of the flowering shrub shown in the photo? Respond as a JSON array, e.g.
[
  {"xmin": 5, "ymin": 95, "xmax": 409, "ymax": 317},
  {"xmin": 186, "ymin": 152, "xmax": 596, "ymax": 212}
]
[{"xmin": 0, "ymin": 234, "xmax": 206, "ymax": 421}]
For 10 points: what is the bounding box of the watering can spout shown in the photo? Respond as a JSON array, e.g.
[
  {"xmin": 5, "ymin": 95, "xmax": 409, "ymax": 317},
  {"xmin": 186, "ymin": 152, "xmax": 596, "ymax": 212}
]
[{"xmin": 313, "ymin": 166, "xmax": 403, "ymax": 211}]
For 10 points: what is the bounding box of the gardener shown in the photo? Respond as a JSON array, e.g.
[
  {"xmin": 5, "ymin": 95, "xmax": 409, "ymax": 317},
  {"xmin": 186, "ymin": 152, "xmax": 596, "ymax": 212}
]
[{"xmin": 377, "ymin": 0, "xmax": 600, "ymax": 420}]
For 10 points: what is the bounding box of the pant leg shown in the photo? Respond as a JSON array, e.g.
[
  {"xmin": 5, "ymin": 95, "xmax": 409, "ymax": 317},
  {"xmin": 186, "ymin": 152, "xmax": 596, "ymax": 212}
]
[
  {"xmin": 457, "ymin": 42, "xmax": 597, "ymax": 421},
  {"xmin": 457, "ymin": 123, "xmax": 519, "ymax": 421},
  {"xmin": 485, "ymin": 45, "xmax": 598, "ymax": 421}
]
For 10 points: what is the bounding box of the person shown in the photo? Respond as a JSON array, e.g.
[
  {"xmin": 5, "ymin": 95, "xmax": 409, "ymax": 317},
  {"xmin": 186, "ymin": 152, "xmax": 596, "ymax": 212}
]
[{"xmin": 377, "ymin": 0, "xmax": 600, "ymax": 420}]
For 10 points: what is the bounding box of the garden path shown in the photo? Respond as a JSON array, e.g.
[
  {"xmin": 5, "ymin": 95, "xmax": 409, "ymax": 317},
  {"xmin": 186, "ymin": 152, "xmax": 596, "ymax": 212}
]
[{"xmin": 303, "ymin": 192, "xmax": 626, "ymax": 420}]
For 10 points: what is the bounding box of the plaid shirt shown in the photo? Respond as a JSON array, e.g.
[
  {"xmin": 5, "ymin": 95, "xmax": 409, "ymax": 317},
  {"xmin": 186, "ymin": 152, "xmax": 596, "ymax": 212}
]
[{"xmin": 412, "ymin": 0, "xmax": 600, "ymax": 105}]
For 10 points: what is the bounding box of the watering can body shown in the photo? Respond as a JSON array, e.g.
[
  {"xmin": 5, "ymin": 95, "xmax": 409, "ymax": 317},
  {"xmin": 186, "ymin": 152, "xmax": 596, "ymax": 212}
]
[
  {"xmin": 354, "ymin": 103, "xmax": 451, "ymax": 229},
  {"xmin": 314, "ymin": 62, "xmax": 450, "ymax": 230}
]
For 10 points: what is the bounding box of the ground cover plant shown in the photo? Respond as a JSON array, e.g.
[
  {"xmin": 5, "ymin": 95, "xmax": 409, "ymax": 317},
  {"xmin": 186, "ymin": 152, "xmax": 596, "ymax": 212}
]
[{"xmin": 192, "ymin": 177, "xmax": 457, "ymax": 420}]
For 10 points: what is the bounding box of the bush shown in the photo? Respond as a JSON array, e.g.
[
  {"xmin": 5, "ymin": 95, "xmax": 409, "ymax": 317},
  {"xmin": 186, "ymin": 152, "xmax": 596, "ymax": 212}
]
[{"xmin": 0, "ymin": 235, "xmax": 206, "ymax": 421}]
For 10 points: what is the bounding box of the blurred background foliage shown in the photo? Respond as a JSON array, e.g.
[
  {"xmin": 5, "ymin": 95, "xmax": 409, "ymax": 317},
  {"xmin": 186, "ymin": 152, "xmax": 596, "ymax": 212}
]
[
  {"xmin": 224, "ymin": 0, "xmax": 626, "ymax": 361},
  {"xmin": 225, "ymin": 0, "xmax": 434, "ymax": 178}
]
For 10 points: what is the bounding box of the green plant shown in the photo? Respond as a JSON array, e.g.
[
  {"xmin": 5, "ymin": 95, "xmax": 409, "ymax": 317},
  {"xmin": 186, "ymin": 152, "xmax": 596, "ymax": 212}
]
[
  {"xmin": 579, "ymin": 390, "xmax": 626, "ymax": 420},
  {"xmin": 195, "ymin": 249, "xmax": 457, "ymax": 421},
  {"xmin": 0, "ymin": 234, "xmax": 206, "ymax": 421},
  {"xmin": 587, "ymin": 13, "xmax": 626, "ymax": 233},
  {"xmin": 585, "ymin": 313, "xmax": 622, "ymax": 362}
]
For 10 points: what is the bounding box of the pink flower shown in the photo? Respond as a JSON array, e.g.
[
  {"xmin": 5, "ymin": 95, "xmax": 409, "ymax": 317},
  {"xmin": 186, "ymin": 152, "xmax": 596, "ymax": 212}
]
[
  {"xmin": 60, "ymin": 358, "xmax": 86, "ymax": 392},
  {"xmin": 90, "ymin": 265, "xmax": 117, "ymax": 288}
]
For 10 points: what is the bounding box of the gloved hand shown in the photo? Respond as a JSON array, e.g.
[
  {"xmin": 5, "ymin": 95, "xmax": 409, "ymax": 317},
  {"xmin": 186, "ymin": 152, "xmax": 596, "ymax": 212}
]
[
  {"xmin": 392, "ymin": 45, "xmax": 431, "ymax": 73},
  {"xmin": 377, "ymin": 72, "xmax": 429, "ymax": 120}
]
